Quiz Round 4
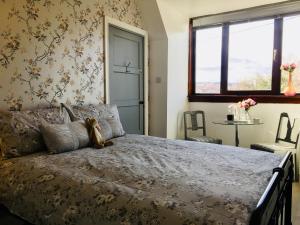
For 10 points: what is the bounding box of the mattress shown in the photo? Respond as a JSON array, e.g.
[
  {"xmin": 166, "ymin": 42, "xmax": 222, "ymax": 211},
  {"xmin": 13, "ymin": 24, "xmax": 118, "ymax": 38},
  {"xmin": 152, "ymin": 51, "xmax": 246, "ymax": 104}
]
[{"xmin": 0, "ymin": 134, "xmax": 283, "ymax": 225}]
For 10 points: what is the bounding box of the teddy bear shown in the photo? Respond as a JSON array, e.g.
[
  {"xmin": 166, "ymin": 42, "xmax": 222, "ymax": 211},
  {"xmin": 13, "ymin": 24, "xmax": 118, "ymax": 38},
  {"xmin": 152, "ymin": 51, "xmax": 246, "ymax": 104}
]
[{"xmin": 85, "ymin": 118, "xmax": 113, "ymax": 149}]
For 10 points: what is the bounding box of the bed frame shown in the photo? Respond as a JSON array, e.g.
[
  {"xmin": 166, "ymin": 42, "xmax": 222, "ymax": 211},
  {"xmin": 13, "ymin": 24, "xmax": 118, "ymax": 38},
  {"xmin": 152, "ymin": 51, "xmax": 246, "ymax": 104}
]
[
  {"xmin": 250, "ymin": 152, "xmax": 293, "ymax": 225},
  {"xmin": 0, "ymin": 152, "xmax": 294, "ymax": 225}
]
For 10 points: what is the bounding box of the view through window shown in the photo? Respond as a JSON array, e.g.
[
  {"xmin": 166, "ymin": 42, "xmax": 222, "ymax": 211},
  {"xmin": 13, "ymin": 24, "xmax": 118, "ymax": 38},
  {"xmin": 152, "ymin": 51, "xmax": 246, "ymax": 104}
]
[
  {"xmin": 281, "ymin": 15, "xmax": 300, "ymax": 93},
  {"xmin": 193, "ymin": 14, "xmax": 300, "ymax": 95},
  {"xmin": 195, "ymin": 27, "xmax": 222, "ymax": 93},
  {"xmin": 228, "ymin": 20, "xmax": 274, "ymax": 91}
]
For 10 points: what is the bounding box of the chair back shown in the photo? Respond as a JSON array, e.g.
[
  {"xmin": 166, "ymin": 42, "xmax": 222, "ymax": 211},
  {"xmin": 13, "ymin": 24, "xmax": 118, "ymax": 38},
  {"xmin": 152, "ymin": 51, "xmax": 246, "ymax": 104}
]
[
  {"xmin": 291, "ymin": 118, "xmax": 300, "ymax": 149},
  {"xmin": 184, "ymin": 111, "xmax": 206, "ymax": 140},
  {"xmin": 276, "ymin": 113, "xmax": 300, "ymax": 148}
]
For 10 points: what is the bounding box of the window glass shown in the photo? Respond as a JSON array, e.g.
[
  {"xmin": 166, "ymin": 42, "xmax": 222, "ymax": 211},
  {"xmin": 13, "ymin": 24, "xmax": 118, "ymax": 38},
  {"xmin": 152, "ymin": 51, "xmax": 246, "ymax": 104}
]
[
  {"xmin": 195, "ymin": 27, "xmax": 222, "ymax": 94},
  {"xmin": 281, "ymin": 15, "xmax": 300, "ymax": 93},
  {"xmin": 228, "ymin": 20, "xmax": 274, "ymax": 91}
]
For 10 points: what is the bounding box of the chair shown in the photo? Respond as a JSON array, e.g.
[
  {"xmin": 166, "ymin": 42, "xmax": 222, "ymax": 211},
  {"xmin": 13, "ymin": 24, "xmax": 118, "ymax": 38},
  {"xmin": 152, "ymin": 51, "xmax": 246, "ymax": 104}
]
[
  {"xmin": 184, "ymin": 111, "xmax": 222, "ymax": 144},
  {"xmin": 250, "ymin": 112, "xmax": 300, "ymax": 181}
]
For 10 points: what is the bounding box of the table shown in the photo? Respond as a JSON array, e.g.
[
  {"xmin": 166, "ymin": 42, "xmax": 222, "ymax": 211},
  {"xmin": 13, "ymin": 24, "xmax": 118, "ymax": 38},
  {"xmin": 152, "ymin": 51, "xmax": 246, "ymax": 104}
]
[{"xmin": 213, "ymin": 120, "xmax": 263, "ymax": 147}]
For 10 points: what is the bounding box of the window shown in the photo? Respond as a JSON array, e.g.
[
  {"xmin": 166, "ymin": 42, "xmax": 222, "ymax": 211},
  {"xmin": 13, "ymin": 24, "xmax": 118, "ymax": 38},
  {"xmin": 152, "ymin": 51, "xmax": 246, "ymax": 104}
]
[
  {"xmin": 281, "ymin": 15, "xmax": 300, "ymax": 93},
  {"xmin": 227, "ymin": 20, "xmax": 274, "ymax": 91},
  {"xmin": 195, "ymin": 27, "xmax": 222, "ymax": 94},
  {"xmin": 189, "ymin": 12, "xmax": 300, "ymax": 103}
]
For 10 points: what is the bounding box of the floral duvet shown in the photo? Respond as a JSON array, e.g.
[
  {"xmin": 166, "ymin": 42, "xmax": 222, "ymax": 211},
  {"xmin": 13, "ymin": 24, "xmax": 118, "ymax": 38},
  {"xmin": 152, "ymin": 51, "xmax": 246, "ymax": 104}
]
[{"xmin": 0, "ymin": 134, "xmax": 283, "ymax": 225}]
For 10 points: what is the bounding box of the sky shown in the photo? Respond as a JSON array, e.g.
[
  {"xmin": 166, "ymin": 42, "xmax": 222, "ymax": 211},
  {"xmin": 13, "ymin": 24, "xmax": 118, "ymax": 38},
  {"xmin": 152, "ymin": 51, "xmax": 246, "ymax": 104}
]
[{"xmin": 195, "ymin": 15, "xmax": 300, "ymax": 86}]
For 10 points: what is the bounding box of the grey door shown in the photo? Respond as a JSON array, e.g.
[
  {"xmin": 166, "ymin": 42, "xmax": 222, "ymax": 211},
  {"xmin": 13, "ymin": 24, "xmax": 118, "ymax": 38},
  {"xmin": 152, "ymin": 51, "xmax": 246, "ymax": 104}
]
[{"xmin": 109, "ymin": 26, "xmax": 144, "ymax": 134}]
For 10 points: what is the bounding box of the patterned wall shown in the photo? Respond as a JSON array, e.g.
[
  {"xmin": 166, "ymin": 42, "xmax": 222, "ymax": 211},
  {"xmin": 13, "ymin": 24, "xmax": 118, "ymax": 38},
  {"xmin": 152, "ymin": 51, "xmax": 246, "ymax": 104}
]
[{"xmin": 0, "ymin": 0, "xmax": 142, "ymax": 110}]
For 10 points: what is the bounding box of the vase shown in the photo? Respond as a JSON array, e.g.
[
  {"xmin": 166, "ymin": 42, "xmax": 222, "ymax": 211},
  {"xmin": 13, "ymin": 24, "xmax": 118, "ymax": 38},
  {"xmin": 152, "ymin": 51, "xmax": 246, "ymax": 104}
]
[
  {"xmin": 283, "ymin": 72, "xmax": 296, "ymax": 96},
  {"xmin": 239, "ymin": 109, "xmax": 251, "ymax": 122},
  {"xmin": 244, "ymin": 110, "xmax": 251, "ymax": 122}
]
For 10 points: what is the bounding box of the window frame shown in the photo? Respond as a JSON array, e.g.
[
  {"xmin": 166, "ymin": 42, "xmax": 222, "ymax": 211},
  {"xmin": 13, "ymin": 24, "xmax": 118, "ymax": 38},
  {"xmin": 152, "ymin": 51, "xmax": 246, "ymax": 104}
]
[{"xmin": 188, "ymin": 12, "xmax": 300, "ymax": 103}]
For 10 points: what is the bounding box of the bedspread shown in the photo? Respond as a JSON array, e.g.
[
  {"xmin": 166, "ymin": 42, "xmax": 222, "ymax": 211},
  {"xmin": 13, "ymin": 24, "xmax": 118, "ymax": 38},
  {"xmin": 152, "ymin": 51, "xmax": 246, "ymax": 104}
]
[{"xmin": 0, "ymin": 134, "xmax": 283, "ymax": 225}]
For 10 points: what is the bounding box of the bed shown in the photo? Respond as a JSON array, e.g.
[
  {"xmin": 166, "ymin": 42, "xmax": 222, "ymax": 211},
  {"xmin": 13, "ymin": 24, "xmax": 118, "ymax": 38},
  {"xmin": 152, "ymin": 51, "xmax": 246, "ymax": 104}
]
[{"xmin": 0, "ymin": 134, "xmax": 293, "ymax": 225}]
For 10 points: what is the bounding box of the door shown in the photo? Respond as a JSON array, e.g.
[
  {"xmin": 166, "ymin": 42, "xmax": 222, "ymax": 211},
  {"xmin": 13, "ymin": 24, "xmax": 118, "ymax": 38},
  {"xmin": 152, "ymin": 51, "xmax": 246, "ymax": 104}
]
[{"xmin": 109, "ymin": 26, "xmax": 144, "ymax": 134}]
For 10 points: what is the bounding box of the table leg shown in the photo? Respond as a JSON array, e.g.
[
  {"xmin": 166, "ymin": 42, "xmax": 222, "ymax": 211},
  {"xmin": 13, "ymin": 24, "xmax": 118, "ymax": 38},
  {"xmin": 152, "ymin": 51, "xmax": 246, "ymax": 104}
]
[{"xmin": 235, "ymin": 124, "xmax": 239, "ymax": 147}]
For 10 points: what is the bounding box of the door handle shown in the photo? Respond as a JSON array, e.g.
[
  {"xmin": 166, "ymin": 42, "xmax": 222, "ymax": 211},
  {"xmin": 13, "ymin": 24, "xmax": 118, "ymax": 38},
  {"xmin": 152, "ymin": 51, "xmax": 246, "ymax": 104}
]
[
  {"xmin": 125, "ymin": 62, "xmax": 131, "ymax": 73},
  {"xmin": 139, "ymin": 101, "xmax": 144, "ymax": 104}
]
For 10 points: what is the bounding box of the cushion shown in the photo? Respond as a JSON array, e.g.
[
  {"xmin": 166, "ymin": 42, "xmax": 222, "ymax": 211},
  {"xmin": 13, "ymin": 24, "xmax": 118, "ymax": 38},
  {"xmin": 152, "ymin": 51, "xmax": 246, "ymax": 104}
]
[
  {"xmin": 40, "ymin": 120, "xmax": 90, "ymax": 154},
  {"xmin": 187, "ymin": 136, "xmax": 222, "ymax": 144},
  {"xmin": 251, "ymin": 142, "xmax": 298, "ymax": 181},
  {"xmin": 250, "ymin": 143, "xmax": 296, "ymax": 154},
  {"xmin": 0, "ymin": 107, "xmax": 70, "ymax": 159},
  {"xmin": 62, "ymin": 103, "xmax": 125, "ymax": 138}
]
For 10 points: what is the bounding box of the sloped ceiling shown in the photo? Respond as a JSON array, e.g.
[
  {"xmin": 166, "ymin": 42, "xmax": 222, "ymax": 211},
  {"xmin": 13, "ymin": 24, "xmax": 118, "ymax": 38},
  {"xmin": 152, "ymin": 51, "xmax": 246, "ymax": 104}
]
[
  {"xmin": 136, "ymin": 0, "xmax": 167, "ymax": 39},
  {"xmin": 157, "ymin": 0, "xmax": 288, "ymax": 18},
  {"xmin": 155, "ymin": 0, "xmax": 289, "ymax": 34}
]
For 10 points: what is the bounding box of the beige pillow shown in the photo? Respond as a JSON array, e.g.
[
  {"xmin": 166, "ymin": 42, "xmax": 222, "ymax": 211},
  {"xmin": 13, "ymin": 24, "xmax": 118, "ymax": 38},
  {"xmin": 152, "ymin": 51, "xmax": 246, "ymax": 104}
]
[{"xmin": 40, "ymin": 120, "xmax": 90, "ymax": 154}]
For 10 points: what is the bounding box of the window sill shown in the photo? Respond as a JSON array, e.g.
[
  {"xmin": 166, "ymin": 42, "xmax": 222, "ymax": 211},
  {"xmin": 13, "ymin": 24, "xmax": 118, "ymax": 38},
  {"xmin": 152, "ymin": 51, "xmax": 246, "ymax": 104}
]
[{"xmin": 188, "ymin": 94, "xmax": 300, "ymax": 104}]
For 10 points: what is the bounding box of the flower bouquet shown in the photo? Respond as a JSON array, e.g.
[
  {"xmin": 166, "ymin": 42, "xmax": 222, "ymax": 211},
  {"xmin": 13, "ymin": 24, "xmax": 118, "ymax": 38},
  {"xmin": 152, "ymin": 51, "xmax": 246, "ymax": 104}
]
[
  {"xmin": 238, "ymin": 98, "xmax": 257, "ymax": 111},
  {"xmin": 228, "ymin": 98, "xmax": 257, "ymax": 122},
  {"xmin": 281, "ymin": 63, "xmax": 297, "ymax": 73},
  {"xmin": 238, "ymin": 98, "xmax": 257, "ymax": 121}
]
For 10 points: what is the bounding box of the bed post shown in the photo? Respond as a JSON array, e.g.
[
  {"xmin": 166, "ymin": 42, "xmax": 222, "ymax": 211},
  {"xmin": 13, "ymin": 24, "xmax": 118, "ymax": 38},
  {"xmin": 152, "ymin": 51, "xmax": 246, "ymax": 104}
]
[{"xmin": 284, "ymin": 155, "xmax": 293, "ymax": 225}]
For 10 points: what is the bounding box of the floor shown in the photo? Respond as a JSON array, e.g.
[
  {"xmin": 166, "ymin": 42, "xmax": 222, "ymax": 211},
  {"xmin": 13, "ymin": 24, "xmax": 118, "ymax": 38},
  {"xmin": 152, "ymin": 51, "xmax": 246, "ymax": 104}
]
[{"xmin": 293, "ymin": 182, "xmax": 300, "ymax": 225}]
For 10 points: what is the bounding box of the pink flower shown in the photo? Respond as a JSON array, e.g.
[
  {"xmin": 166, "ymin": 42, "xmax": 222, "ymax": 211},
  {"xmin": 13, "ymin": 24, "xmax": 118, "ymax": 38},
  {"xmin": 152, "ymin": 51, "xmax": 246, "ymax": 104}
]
[
  {"xmin": 239, "ymin": 98, "xmax": 256, "ymax": 110},
  {"xmin": 246, "ymin": 98, "xmax": 256, "ymax": 106},
  {"xmin": 281, "ymin": 64, "xmax": 289, "ymax": 71},
  {"xmin": 281, "ymin": 63, "xmax": 297, "ymax": 73},
  {"xmin": 241, "ymin": 101, "xmax": 249, "ymax": 109}
]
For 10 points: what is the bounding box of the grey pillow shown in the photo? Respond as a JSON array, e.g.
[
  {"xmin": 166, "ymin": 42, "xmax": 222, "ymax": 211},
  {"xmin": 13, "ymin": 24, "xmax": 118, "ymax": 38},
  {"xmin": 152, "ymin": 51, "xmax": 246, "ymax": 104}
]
[
  {"xmin": 0, "ymin": 107, "xmax": 70, "ymax": 159},
  {"xmin": 40, "ymin": 120, "xmax": 90, "ymax": 154},
  {"xmin": 97, "ymin": 119, "xmax": 113, "ymax": 141},
  {"xmin": 61, "ymin": 103, "xmax": 125, "ymax": 138}
]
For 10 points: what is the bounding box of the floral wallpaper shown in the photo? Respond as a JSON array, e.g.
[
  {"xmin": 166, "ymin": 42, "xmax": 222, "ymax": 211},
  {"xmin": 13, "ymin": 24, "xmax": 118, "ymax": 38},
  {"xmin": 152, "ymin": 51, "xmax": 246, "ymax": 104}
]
[{"xmin": 0, "ymin": 0, "xmax": 142, "ymax": 110}]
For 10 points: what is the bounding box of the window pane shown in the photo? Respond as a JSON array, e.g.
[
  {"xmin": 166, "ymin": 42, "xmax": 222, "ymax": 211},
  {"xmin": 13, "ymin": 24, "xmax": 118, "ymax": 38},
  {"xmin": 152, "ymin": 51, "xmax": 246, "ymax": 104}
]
[
  {"xmin": 281, "ymin": 15, "xmax": 300, "ymax": 93},
  {"xmin": 195, "ymin": 27, "xmax": 222, "ymax": 94},
  {"xmin": 228, "ymin": 20, "xmax": 274, "ymax": 91}
]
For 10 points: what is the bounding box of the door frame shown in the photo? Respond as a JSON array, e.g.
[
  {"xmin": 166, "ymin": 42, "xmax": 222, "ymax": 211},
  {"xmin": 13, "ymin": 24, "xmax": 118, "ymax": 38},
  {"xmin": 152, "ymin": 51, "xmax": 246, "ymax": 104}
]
[{"xmin": 104, "ymin": 16, "xmax": 149, "ymax": 135}]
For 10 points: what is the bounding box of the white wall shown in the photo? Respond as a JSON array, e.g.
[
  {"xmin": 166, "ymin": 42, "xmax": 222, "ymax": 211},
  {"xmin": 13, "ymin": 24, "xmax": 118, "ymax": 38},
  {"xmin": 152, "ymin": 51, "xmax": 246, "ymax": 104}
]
[
  {"xmin": 137, "ymin": 0, "xmax": 168, "ymax": 137},
  {"xmin": 190, "ymin": 103, "xmax": 300, "ymax": 148},
  {"xmin": 156, "ymin": 0, "xmax": 189, "ymax": 139},
  {"xmin": 149, "ymin": 39, "xmax": 168, "ymax": 137},
  {"xmin": 183, "ymin": 0, "xmax": 298, "ymax": 148},
  {"xmin": 166, "ymin": 33, "xmax": 189, "ymax": 139},
  {"xmin": 138, "ymin": 0, "xmax": 295, "ymax": 141},
  {"xmin": 154, "ymin": 0, "xmax": 294, "ymax": 142},
  {"xmin": 138, "ymin": 0, "xmax": 190, "ymax": 139}
]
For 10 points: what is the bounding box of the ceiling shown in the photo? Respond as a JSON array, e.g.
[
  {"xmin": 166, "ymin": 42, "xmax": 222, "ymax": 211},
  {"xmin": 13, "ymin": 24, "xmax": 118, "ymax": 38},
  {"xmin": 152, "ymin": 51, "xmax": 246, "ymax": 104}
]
[{"xmin": 157, "ymin": 0, "xmax": 288, "ymax": 18}]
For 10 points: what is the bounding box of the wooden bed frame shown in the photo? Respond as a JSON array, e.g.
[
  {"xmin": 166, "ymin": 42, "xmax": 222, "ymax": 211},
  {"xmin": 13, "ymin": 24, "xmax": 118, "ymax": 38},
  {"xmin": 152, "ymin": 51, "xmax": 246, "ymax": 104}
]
[{"xmin": 0, "ymin": 152, "xmax": 294, "ymax": 225}]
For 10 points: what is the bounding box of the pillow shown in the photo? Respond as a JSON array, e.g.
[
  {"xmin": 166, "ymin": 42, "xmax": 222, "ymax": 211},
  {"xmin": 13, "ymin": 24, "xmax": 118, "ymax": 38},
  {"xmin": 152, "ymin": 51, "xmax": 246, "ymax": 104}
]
[
  {"xmin": 61, "ymin": 103, "xmax": 125, "ymax": 138},
  {"xmin": 40, "ymin": 120, "xmax": 90, "ymax": 154},
  {"xmin": 0, "ymin": 107, "xmax": 70, "ymax": 159}
]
